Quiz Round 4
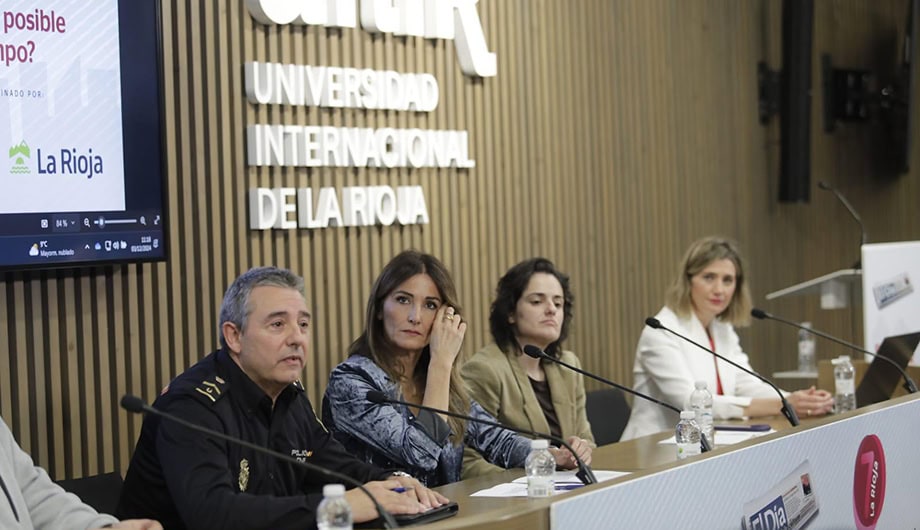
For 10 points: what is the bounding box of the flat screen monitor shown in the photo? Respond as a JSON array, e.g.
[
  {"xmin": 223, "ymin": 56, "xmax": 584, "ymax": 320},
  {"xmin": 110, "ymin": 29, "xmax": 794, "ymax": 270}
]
[
  {"xmin": 855, "ymin": 331, "xmax": 920, "ymax": 407},
  {"xmin": 0, "ymin": 0, "xmax": 165, "ymax": 271}
]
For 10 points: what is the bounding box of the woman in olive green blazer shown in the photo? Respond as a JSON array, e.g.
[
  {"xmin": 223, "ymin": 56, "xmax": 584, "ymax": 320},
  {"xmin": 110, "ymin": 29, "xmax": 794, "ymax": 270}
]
[{"xmin": 461, "ymin": 258, "xmax": 594, "ymax": 479}]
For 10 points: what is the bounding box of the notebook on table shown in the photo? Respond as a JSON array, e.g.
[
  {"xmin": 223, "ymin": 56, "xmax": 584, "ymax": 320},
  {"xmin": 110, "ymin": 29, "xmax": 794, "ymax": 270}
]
[{"xmin": 356, "ymin": 501, "xmax": 459, "ymax": 528}]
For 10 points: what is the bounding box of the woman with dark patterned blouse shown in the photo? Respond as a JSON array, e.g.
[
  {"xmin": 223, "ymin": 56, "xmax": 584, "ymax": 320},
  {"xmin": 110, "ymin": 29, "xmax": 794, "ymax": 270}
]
[{"xmin": 322, "ymin": 251, "xmax": 580, "ymax": 486}]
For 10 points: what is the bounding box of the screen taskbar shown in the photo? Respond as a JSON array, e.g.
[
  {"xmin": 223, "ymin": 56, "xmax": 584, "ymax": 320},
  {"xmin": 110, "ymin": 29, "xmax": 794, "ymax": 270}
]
[{"xmin": 0, "ymin": 210, "xmax": 165, "ymax": 268}]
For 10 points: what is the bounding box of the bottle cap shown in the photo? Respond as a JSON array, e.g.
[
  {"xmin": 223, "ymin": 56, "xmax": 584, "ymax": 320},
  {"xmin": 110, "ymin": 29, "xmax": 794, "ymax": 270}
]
[
  {"xmin": 530, "ymin": 439, "xmax": 549, "ymax": 449},
  {"xmin": 323, "ymin": 484, "xmax": 346, "ymax": 497},
  {"xmin": 694, "ymin": 380, "xmax": 708, "ymax": 390},
  {"xmin": 680, "ymin": 410, "xmax": 696, "ymax": 420}
]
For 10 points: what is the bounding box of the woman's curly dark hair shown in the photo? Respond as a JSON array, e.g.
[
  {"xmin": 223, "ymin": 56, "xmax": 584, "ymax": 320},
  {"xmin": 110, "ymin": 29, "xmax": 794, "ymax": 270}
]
[{"xmin": 489, "ymin": 258, "xmax": 573, "ymax": 358}]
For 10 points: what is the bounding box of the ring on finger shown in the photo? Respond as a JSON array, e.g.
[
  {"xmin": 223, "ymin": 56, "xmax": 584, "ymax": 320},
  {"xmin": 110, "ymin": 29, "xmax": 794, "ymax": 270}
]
[{"xmin": 445, "ymin": 314, "xmax": 454, "ymax": 321}]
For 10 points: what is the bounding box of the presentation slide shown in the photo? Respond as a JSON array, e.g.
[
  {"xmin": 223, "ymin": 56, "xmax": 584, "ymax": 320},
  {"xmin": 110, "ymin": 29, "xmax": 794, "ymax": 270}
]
[{"xmin": 1, "ymin": 0, "xmax": 126, "ymax": 213}]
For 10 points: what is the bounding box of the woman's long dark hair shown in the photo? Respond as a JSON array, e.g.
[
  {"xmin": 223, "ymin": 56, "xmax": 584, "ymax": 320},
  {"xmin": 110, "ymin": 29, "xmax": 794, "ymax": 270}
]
[{"xmin": 348, "ymin": 250, "xmax": 469, "ymax": 441}]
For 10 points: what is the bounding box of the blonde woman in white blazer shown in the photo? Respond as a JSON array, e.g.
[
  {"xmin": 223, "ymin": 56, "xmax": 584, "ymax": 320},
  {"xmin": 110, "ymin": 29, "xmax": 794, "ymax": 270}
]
[{"xmin": 621, "ymin": 237, "xmax": 834, "ymax": 440}]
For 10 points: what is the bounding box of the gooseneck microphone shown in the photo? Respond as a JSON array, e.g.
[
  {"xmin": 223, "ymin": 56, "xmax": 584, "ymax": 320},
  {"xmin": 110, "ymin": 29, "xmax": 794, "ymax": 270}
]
[
  {"xmin": 120, "ymin": 395, "xmax": 399, "ymax": 529},
  {"xmin": 644, "ymin": 317, "xmax": 801, "ymax": 427},
  {"xmin": 818, "ymin": 181, "xmax": 867, "ymax": 268},
  {"xmin": 521, "ymin": 345, "xmax": 713, "ymax": 453},
  {"xmin": 751, "ymin": 308, "xmax": 918, "ymax": 393},
  {"xmin": 365, "ymin": 390, "xmax": 598, "ymax": 485}
]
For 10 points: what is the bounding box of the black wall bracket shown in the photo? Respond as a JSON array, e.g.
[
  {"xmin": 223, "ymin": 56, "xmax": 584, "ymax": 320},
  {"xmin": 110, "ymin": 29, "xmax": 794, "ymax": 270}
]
[
  {"xmin": 822, "ymin": 53, "xmax": 873, "ymax": 132},
  {"xmin": 758, "ymin": 61, "xmax": 781, "ymax": 125}
]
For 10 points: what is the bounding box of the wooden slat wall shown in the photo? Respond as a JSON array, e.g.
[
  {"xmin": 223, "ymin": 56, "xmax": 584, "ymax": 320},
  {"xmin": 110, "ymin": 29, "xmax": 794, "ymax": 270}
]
[{"xmin": 1, "ymin": 0, "xmax": 918, "ymax": 480}]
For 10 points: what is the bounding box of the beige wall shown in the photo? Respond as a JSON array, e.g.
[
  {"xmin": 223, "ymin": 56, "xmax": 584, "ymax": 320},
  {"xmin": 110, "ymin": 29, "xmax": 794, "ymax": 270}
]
[{"xmin": 1, "ymin": 0, "xmax": 917, "ymax": 479}]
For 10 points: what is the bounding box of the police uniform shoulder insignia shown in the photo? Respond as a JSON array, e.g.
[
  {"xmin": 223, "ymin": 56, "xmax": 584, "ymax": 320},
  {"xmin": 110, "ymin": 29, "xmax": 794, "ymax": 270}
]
[
  {"xmin": 311, "ymin": 405, "xmax": 329, "ymax": 433},
  {"xmin": 193, "ymin": 376, "xmax": 226, "ymax": 404},
  {"xmin": 239, "ymin": 459, "xmax": 250, "ymax": 492}
]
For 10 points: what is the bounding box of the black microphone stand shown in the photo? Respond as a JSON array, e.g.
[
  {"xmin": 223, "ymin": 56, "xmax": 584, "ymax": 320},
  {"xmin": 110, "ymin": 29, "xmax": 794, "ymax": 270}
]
[
  {"xmin": 521, "ymin": 345, "xmax": 712, "ymax": 453},
  {"xmin": 645, "ymin": 318, "xmax": 801, "ymax": 427},
  {"xmin": 818, "ymin": 181, "xmax": 867, "ymax": 269},
  {"xmin": 751, "ymin": 308, "xmax": 917, "ymax": 394},
  {"xmin": 366, "ymin": 391, "xmax": 598, "ymax": 485}
]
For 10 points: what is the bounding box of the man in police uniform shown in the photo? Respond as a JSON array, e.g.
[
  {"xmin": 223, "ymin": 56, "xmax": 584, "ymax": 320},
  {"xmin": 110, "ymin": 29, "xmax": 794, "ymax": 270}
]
[{"xmin": 117, "ymin": 267, "xmax": 446, "ymax": 529}]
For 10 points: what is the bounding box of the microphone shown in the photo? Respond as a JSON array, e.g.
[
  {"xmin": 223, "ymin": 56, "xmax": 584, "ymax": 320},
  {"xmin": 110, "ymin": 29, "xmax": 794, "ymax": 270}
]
[
  {"xmin": 120, "ymin": 395, "xmax": 399, "ymax": 529},
  {"xmin": 644, "ymin": 317, "xmax": 801, "ymax": 427},
  {"xmin": 521, "ymin": 345, "xmax": 712, "ymax": 453},
  {"xmin": 365, "ymin": 391, "xmax": 598, "ymax": 485},
  {"xmin": 818, "ymin": 181, "xmax": 867, "ymax": 268},
  {"xmin": 751, "ymin": 308, "xmax": 918, "ymax": 393},
  {"xmin": 520, "ymin": 345, "xmax": 679, "ymax": 414}
]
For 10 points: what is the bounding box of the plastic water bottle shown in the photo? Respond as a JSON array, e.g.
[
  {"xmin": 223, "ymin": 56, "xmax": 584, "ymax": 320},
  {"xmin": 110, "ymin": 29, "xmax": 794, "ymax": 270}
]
[
  {"xmin": 317, "ymin": 484, "xmax": 353, "ymax": 530},
  {"xmin": 689, "ymin": 381, "xmax": 714, "ymax": 445},
  {"xmin": 797, "ymin": 322, "xmax": 817, "ymax": 372},
  {"xmin": 832, "ymin": 355, "xmax": 856, "ymax": 413},
  {"xmin": 525, "ymin": 439, "xmax": 555, "ymax": 497},
  {"xmin": 675, "ymin": 411, "xmax": 702, "ymax": 460}
]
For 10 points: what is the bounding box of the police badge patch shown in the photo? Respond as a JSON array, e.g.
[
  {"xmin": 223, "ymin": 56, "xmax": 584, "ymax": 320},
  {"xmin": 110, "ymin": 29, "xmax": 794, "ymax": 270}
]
[{"xmin": 239, "ymin": 459, "xmax": 250, "ymax": 492}]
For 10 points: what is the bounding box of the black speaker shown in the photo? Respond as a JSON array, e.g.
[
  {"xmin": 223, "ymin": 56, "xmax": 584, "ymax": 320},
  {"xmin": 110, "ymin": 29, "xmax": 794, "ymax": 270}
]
[{"xmin": 779, "ymin": 0, "xmax": 815, "ymax": 203}]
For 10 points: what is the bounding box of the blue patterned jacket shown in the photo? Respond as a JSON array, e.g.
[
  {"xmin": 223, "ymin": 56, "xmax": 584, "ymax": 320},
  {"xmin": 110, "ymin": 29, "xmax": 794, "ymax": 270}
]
[{"xmin": 322, "ymin": 354, "xmax": 531, "ymax": 486}]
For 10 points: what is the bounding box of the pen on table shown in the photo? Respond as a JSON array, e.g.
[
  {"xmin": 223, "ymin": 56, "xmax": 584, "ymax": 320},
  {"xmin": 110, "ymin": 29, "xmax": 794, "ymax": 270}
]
[{"xmin": 554, "ymin": 484, "xmax": 583, "ymax": 491}]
